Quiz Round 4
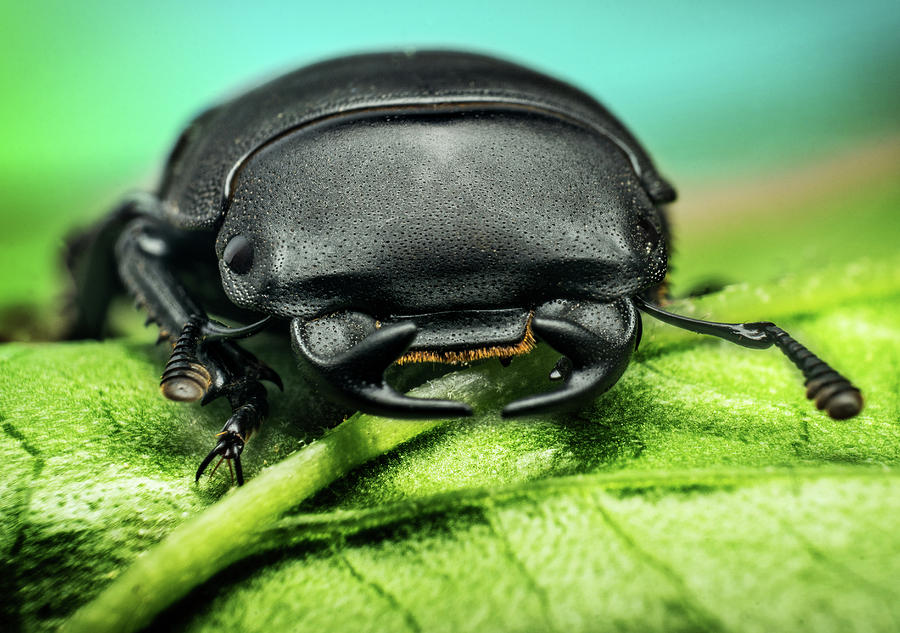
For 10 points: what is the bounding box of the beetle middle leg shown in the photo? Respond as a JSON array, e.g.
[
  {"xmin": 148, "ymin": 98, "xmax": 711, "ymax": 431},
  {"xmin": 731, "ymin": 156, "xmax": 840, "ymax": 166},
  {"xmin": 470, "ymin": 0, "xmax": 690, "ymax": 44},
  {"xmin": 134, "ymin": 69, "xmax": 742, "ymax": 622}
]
[
  {"xmin": 115, "ymin": 212, "xmax": 280, "ymax": 485},
  {"xmin": 502, "ymin": 298, "xmax": 639, "ymax": 417}
]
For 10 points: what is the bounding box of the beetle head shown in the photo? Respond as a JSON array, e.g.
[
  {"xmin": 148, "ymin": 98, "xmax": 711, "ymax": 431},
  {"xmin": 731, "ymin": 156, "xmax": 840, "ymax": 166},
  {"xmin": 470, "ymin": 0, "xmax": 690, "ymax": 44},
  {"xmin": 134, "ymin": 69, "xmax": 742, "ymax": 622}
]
[{"xmin": 215, "ymin": 109, "xmax": 668, "ymax": 320}]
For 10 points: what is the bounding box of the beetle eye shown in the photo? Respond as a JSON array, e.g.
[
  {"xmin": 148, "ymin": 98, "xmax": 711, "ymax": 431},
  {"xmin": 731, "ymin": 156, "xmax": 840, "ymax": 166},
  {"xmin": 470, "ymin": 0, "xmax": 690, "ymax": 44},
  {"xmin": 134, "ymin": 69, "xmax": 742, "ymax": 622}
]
[
  {"xmin": 635, "ymin": 217, "xmax": 660, "ymax": 255},
  {"xmin": 223, "ymin": 234, "xmax": 253, "ymax": 274}
]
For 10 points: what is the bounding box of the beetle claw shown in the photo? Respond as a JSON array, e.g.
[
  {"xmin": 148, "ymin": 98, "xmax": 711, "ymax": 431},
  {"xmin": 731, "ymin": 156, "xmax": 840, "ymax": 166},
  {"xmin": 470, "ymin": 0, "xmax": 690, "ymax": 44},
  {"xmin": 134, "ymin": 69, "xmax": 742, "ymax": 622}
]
[
  {"xmin": 195, "ymin": 444, "xmax": 221, "ymax": 482},
  {"xmin": 195, "ymin": 431, "xmax": 245, "ymax": 486}
]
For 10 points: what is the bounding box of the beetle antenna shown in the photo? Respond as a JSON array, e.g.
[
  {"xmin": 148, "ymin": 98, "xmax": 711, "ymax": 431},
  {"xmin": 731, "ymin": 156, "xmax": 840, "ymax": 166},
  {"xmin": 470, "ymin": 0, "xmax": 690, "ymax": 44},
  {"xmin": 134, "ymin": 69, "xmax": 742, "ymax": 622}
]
[
  {"xmin": 633, "ymin": 297, "xmax": 863, "ymax": 419},
  {"xmin": 162, "ymin": 315, "xmax": 276, "ymax": 404},
  {"xmin": 161, "ymin": 316, "xmax": 212, "ymax": 402},
  {"xmin": 203, "ymin": 316, "xmax": 272, "ymax": 341},
  {"xmin": 762, "ymin": 325, "xmax": 863, "ymax": 420}
]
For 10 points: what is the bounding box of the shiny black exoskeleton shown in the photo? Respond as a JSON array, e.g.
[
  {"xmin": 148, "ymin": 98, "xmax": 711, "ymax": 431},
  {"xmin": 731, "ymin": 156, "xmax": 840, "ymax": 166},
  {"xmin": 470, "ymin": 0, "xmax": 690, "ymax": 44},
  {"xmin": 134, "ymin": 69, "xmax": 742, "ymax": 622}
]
[{"xmin": 66, "ymin": 51, "xmax": 863, "ymax": 485}]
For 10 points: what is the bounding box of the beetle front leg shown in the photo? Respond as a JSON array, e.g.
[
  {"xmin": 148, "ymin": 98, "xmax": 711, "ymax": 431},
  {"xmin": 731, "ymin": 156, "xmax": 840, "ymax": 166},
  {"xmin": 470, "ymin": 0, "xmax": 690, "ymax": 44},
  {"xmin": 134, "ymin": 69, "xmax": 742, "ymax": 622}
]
[
  {"xmin": 194, "ymin": 378, "xmax": 269, "ymax": 486},
  {"xmin": 115, "ymin": 216, "xmax": 205, "ymax": 341},
  {"xmin": 116, "ymin": 216, "xmax": 280, "ymax": 485}
]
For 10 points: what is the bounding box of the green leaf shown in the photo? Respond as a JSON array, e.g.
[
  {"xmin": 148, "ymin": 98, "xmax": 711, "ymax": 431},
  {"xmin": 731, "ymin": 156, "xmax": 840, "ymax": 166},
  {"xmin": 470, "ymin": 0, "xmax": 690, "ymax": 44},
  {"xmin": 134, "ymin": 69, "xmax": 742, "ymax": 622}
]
[{"xmin": 3, "ymin": 177, "xmax": 900, "ymax": 633}]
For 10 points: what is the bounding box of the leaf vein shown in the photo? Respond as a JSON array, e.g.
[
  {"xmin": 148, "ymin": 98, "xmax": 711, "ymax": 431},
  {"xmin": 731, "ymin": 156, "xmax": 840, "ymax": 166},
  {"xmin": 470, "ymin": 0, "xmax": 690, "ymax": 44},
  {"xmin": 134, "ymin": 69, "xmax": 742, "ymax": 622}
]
[
  {"xmin": 592, "ymin": 491, "xmax": 731, "ymax": 633},
  {"xmin": 765, "ymin": 505, "xmax": 900, "ymax": 625},
  {"xmin": 481, "ymin": 503, "xmax": 559, "ymax": 633},
  {"xmin": 335, "ymin": 547, "xmax": 423, "ymax": 633}
]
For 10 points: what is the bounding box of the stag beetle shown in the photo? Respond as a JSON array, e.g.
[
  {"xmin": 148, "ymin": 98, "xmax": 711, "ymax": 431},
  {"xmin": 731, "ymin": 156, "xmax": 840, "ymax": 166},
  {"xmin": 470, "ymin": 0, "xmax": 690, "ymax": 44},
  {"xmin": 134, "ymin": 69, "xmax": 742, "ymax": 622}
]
[{"xmin": 66, "ymin": 51, "xmax": 863, "ymax": 485}]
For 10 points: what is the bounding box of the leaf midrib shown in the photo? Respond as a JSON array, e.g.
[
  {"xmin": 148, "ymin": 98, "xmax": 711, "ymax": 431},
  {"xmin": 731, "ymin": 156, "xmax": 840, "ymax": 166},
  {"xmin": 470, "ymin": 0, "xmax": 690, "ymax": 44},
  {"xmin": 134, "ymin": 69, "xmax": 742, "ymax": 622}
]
[{"xmin": 260, "ymin": 466, "xmax": 900, "ymax": 548}]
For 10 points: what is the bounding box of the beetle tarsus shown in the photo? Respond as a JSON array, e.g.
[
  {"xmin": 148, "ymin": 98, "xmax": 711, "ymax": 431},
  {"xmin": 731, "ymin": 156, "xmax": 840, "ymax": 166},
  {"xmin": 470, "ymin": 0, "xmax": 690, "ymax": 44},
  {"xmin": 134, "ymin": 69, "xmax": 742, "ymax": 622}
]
[
  {"xmin": 195, "ymin": 430, "xmax": 245, "ymax": 486},
  {"xmin": 195, "ymin": 445, "xmax": 222, "ymax": 482},
  {"xmin": 154, "ymin": 317, "xmax": 274, "ymax": 488},
  {"xmin": 195, "ymin": 400, "xmax": 263, "ymax": 487}
]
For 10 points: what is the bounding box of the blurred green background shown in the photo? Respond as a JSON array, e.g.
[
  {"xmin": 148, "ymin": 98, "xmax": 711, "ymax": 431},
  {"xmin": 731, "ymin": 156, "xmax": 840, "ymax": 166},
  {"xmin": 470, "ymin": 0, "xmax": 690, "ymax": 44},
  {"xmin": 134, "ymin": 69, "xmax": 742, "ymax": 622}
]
[
  {"xmin": 3, "ymin": 4, "xmax": 900, "ymax": 631},
  {"xmin": 1, "ymin": 0, "xmax": 899, "ymax": 327}
]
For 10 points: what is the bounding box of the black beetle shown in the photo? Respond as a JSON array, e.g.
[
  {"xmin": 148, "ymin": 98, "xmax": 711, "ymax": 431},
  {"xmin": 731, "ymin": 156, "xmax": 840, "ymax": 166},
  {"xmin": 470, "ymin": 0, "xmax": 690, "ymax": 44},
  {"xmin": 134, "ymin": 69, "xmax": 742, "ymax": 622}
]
[{"xmin": 66, "ymin": 51, "xmax": 863, "ymax": 485}]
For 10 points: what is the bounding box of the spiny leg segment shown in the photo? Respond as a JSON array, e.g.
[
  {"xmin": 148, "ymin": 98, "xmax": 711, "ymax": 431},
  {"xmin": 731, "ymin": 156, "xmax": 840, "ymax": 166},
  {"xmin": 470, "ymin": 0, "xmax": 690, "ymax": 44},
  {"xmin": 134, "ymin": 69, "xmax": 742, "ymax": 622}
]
[{"xmin": 114, "ymin": 203, "xmax": 281, "ymax": 486}]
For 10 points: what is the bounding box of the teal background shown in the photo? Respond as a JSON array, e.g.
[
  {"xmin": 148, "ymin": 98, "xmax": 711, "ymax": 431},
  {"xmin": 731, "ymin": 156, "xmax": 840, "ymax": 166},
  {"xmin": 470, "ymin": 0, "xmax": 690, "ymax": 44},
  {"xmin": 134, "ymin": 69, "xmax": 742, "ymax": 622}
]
[{"xmin": 1, "ymin": 0, "xmax": 899, "ymax": 312}]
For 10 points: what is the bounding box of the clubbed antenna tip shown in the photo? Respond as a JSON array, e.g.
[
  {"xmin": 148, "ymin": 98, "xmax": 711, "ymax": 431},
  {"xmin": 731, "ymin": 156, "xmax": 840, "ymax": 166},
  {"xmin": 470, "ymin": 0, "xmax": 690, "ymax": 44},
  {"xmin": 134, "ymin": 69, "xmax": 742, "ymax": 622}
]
[
  {"xmin": 763, "ymin": 325, "xmax": 863, "ymax": 420},
  {"xmin": 633, "ymin": 297, "xmax": 863, "ymax": 420}
]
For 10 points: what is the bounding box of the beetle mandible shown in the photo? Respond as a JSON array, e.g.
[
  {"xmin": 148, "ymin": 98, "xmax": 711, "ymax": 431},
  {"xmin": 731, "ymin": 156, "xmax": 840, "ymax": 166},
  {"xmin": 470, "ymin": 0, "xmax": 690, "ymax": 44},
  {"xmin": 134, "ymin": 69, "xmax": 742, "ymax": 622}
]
[{"xmin": 66, "ymin": 51, "xmax": 863, "ymax": 485}]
